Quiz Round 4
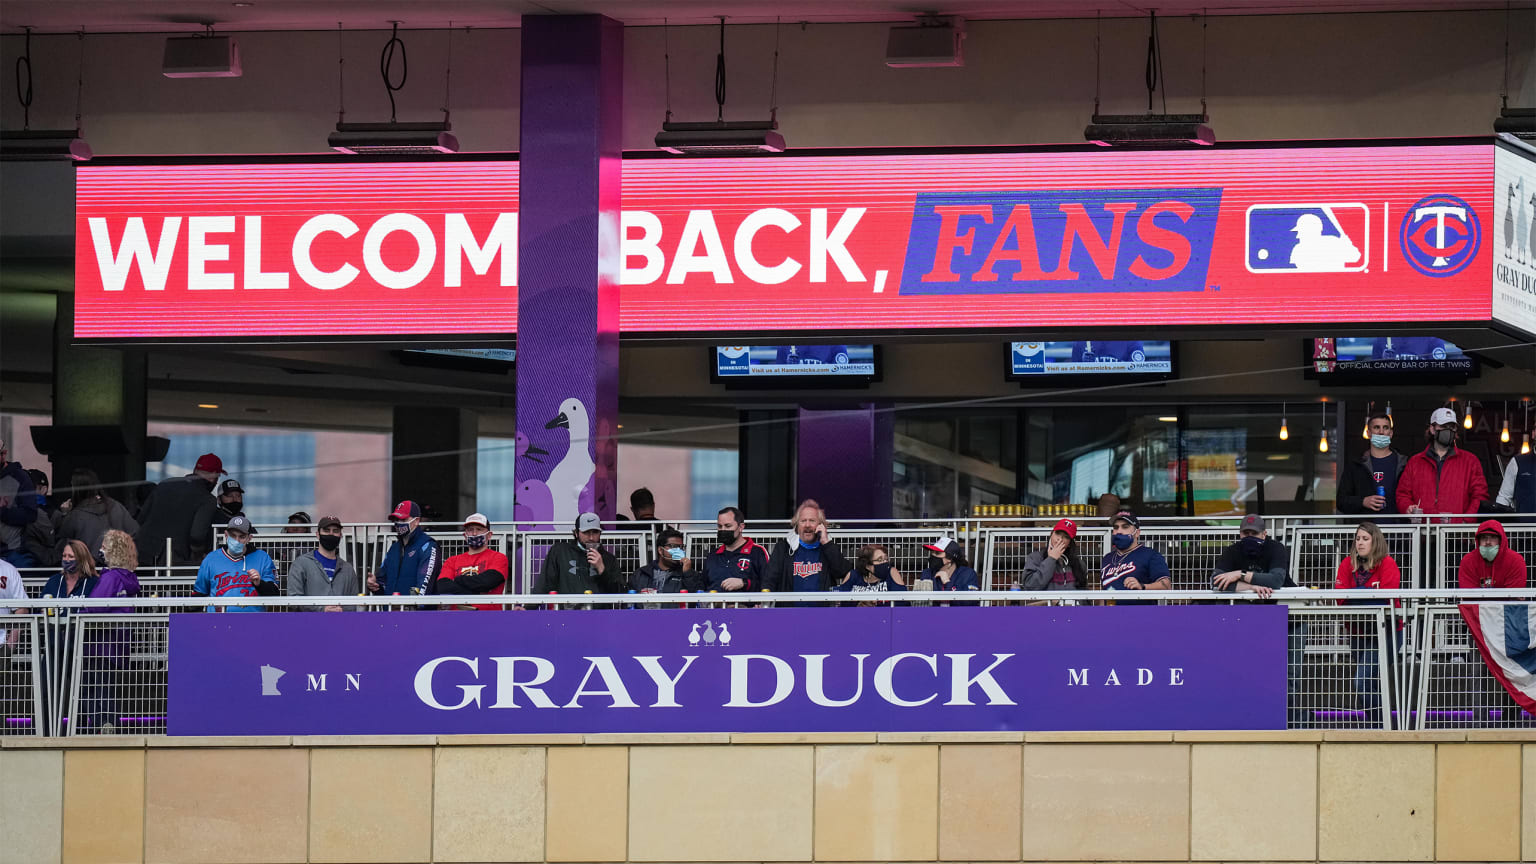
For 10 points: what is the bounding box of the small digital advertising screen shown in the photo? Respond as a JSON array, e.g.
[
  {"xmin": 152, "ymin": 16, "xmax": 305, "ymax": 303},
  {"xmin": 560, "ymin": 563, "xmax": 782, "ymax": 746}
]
[
  {"xmin": 1307, "ymin": 336, "xmax": 1475, "ymax": 380},
  {"xmin": 1008, "ymin": 340, "xmax": 1175, "ymax": 383},
  {"xmin": 714, "ymin": 345, "xmax": 878, "ymax": 385}
]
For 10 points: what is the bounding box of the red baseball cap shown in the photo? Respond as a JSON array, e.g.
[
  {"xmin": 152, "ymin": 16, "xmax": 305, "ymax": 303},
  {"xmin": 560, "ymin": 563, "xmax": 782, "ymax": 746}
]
[
  {"xmin": 1053, "ymin": 518, "xmax": 1078, "ymax": 540},
  {"xmin": 194, "ymin": 453, "xmax": 226, "ymax": 474},
  {"xmin": 389, "ymin": 500, "xmax": 421, "ymax": 521}
]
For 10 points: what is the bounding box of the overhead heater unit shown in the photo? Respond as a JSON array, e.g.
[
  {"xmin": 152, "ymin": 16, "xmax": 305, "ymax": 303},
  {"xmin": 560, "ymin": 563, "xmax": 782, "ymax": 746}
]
[
  {"xmin": 885, "ymin": 17, "xmax": 965, "ymax": 68},
  {"xmin": 328, "ymin": 121, "xmax": 459, "ymax": 154},
  {"xmin": 1085, "ymin": 114, "xmax": 1214, "ymax": 148},
  {"xmin": 0, "ymin": 129, "xmax": 92, "ymax": 161},
  {"xmin": 162, "ymin": 34, "xmax": 242, "ymax": 78},
  {"xmin": 655, "ymin": 120, "xmax": 784, "ymax": 155},
  {"xmin": 1496, "ymin": 107, "xmax": 1535, "ymax": 141}
]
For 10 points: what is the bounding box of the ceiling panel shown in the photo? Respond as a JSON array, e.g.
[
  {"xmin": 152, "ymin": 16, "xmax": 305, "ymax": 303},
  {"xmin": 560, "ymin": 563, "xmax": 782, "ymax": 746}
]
[{"xmin": 0, "ymin": 0, "xmax": 1515, "ymax": 32}]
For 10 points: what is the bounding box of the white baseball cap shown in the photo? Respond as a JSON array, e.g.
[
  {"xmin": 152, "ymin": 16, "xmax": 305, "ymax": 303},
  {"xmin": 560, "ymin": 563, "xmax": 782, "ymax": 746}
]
[
  {"xmin": 924, "ymin": 536, "xmax": 958, "ymax": 554},
  {"xmin": 1429, "ymin": 407, "xmax": 1457, "ymax": 426},
  {"xmin": 463, "ymin": 513, "xmax": 489, "ymax": 529}
]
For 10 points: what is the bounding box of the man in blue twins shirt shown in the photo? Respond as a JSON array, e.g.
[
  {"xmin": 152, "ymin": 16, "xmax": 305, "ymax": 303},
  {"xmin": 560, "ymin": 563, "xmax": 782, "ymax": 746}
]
[
  {"xmin": 1100, "ymin": 511, "xmax": 1172, "ymax": 606},
  {"xmin": 193, "ymin": 515, "xmax": 278, "ymax": 612}
]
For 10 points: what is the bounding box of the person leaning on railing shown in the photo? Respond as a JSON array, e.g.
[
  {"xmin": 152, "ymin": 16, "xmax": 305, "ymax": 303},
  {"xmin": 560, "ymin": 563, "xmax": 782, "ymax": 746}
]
[
  {"xmin": 1334, "ymin": 521, "xmax": 1402, "ymax": 723},
  {"xmin": 287, "ymin": 516, "xmax": 360, "ymax": 611},
  {"xmin": 632, "ymin": 528, "xmax": 705, "ymax": 594},
  {"xmin": 1020, "ymin": 519, "xmax": 1089, "ymax": 591},
  {"xmin": 533, "ymin": 512, "xmax": 623, "ymax": 596},
  {"xmin": 434, "ymin": 513, "xmax": 511, "ymax": 609},
  {"xmin": 921, "ymin": 536, "xmax": 981, "ymax": 605},
  {"xmin": 1457, "ymin": 520, "xmax": 1528, "ymax": 589},
  {"xmin": 192, "ymin": 515, "xmax": 278, "ymax": 612},
  {"xmin": 836, "ymin": 544, "xmax": 907, "ymax": 606},
  {"xmin": 705, "ymin": 507, "xmax": 769, "ymax": 593},
  {"xmin": 1210, "ymin": 514, "xmax": 1296, "ymax": 599},
  {"xmin": 1100, "ymin": 512, "xmax": 1172, "ymax": 605}
]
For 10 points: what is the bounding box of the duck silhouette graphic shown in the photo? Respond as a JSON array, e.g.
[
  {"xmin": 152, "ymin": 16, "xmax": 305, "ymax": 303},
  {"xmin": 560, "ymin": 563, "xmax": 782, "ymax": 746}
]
[
  {"xmin": 717, "ymin": 622, "xmax": 733, "ymax": 646},
  {"xmin": 1506, "ymin": 183, "xmax": 1517, "ymax": 260},
  {"xmin": 688, "ymin": 624, "xmax": 701, "ymax": 646},
  {"xmin": 544, "ymin": 398, "xmax": 596, "ymax": 527},
  {"xmin": 702, "ymin": 621, "xmax": 717, "ymax": 646}
]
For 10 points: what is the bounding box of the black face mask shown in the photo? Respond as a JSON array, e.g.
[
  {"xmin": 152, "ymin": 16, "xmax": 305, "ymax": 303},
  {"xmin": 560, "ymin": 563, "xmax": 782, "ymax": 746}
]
[
  {"xmin": 717, "ymin": 528, "xmax": 738, "ymax": 546},
  {"xmin": 317, "ymin": 534, "xmax": 341, "ymax": 552},
  {"xmin": 220, "ymin": 500, "xmax": 242, "ymax": 515},
  {"xmin": 874, "ymin": 562, "xmax": 894, "ymax": 580},
  {"xmin": 1435, "ymin": 428, "xmax": 1456, "ymax": 447}
]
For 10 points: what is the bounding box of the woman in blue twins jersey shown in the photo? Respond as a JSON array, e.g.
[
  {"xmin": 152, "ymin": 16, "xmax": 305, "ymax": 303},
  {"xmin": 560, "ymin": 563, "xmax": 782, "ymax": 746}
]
[
  {"xmin": 1099, "ymin": 512, "xmax": 1172, "ymax": 606},
  {"xmin": 193, "ymin": 516, "xmax": 277, "ymax": 612}
]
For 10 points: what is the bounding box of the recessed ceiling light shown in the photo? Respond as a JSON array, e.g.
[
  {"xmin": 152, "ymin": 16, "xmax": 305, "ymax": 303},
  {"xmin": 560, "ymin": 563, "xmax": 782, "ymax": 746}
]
[
  {"xmin": 1157, "ymin": 416, "xmax": 1178, "ymax": 422},
  {"xmin": 197, "ymin": 403, "xmax": 219, "ymax": 409},
  {"xmin": 232, "ymin": 2, "xmax": 254, "ymax": 7}
]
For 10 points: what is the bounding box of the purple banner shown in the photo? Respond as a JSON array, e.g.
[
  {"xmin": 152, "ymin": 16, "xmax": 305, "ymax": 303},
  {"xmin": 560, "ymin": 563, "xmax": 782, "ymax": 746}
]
[{"xmin": 168, "ymin": 606, "xmax": 1286, "ymax": 736}]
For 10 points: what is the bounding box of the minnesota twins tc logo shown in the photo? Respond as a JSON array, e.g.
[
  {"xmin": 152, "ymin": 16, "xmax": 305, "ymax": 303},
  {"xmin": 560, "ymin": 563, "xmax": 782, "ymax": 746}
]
[{"xmin": 1399, "ymin": 194, "xmax": 1480, "ymax": 277}]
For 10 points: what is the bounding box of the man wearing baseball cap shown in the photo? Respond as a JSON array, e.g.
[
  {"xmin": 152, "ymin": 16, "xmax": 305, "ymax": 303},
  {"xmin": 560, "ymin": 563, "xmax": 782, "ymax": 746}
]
[
  {"xmin": 434, "ymin": 513, "xmax": 511, "ymax": 609},
  {"xmin": 192, "ymin": 515, "xmax": 277, "ymax": 612},
  {"xmin": 1022, "ymin": 519, "xmax": 1089, "ymax": 591},
  {"xmin": 286, "ymin": 516, "xmax": 360, "ymax": 610},
  {"xmin": 1395, "ymin": 407, "xmax": 1488, "ymax": 523},
  {"xmin": 919, "ymin": 535, "xmax": 981, "ymax": 599},
  {"xmin": 1100, "ymin": 512, "xmax": 1171, "ymax": 605},
  {"xmin": 368, "ymin": 500, "xmax": 440, "ymax": 597},
  {"xmin": 216, "ymin": 478, "xmax": 245, "ymax": 522},
  {"xmin": 534, "ymin": 512, "xmax": 623, "ymax": 595},
  {"xmin": 133, "ymin": 452, "xmax": 224, "ymax": 567},
  {"xmin": 1211, "ymin": 514, "xmax": 1295, "ymax": 597}
]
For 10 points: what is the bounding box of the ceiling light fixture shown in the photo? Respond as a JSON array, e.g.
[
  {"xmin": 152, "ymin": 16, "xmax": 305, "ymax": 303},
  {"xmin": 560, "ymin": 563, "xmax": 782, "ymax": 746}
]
[
  {"xmin": 197, "ymin": 403, "xmax": 219, "ymax": 409},
  {"xmin": 1279, "ymin": 402, "xmax": 1289, "ymax": 441},
  {"xmin": 1318, "ymin": 402, "xmax": 1329, "ymax": 454},
  {"xmin": 329, "ymin": 22, "xmax": 458, "ymax": 154},
  {"xmin": 655, "ymin": 17, "xmax": 785, "ymax": 155},
  {"xmin": 1085, "ymin": 11, "xmax": 1214, "ymax": 148},
  {"xmin": 1, "ymin": 29, "xmax": 92, "ymax": 162}
]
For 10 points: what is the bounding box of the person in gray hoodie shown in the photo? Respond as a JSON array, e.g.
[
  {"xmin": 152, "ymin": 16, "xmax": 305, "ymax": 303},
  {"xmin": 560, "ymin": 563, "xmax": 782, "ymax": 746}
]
[
  {"xmin": 286, "ymin": 515, "xmax": 360, "ymax": 610},
  {"xmin": 1020, "ymin": 518, "xmax": 1090, "ymax": 591},
  {"xmin": 54, "ymin": 468, "xmax": 138, "ymax": 556}
]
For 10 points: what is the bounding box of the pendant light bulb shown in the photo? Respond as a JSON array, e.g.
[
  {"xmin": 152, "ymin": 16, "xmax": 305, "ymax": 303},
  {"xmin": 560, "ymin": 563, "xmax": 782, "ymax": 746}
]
[
  {"xmin": 1464, "ymin": 407, "xmax": 1474, "ymax": 430},
  {"xmin": 1502, "ymin": 419, "xmax": 1511, "ymax": 444},
  {"xmin": 1318, "ymin": 402, "xmax": 1328, "ymax": 453},
  {"xmin": 1523, "ymin": 434, "xmax": 1532, "ymax": 456},
  {"xmin": 1279, "ymin": 404, "xmax": 1288, "ymax": 441}
]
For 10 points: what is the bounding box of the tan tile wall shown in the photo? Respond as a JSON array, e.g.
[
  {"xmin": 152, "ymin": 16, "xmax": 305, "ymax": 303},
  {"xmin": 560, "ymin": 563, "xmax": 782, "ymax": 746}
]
[{"xmin": 3, "ymin": 734, "xmax": 1530, "ymax": 862}]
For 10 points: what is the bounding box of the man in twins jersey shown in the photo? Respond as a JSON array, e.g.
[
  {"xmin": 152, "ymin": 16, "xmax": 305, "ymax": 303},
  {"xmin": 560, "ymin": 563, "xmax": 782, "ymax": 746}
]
[
  {"xmin": 193, "ymin": 516, "xmax": 278, "ymax": 612},
  {"xmin": 1100, "ymin": 511, "xmax": 1172, "ymax": 606}
]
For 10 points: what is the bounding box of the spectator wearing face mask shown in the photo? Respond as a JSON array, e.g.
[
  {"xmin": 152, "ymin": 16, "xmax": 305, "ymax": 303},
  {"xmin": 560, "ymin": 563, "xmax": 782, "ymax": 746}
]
[
  {"xmin": 21, "ymin": 469, "xmax": 58, "ymax": 568},
  {"xmin": 0, "ymin": 439, "xmax": 39, "ymax": 568},
  {"xmin": 368, "ymin": 500, "xmax": 441, "ymax": 597},
  {"xmin": 1457, "ymin": 520, "xmax": 1528, "ymax": 589},
  {"xmin": 921, "ymin": 536, "xmax": 981, "ymax": 604},
  {"xmin": 1210, "ymin": 515, "xmax": 1295, "ymax": 596},
  {"xmin": 837, "ymin": 544, "xmax": 907, "ymax": 604},
  {"xmin": 193, "ymin": 515, "xmax": 277, "ymax": 612},
  {"xmin": 81, "ymin": 530, "xmax": 142, "ymax": 733},
  {"xmin": 705, "ymin": 507, "xmax": 769, "ymax": 593},
  {"xmin": 1101, "ymin": 512, "xmax": 1172, "ymax": 605},
  {"xmin": 1397, "ymin": 407, "xmax": 1488, "ymax": 523},
  {"xmin": 55, "ymin": 468, "xmax": 138, "ymax": 556},
  {"xmin": 216, "ymin": 479, "xmax": 245, "ymax": 522},
  {"xmin": 632, "ymin": 528, "xmax": 704, "ymax": 594},
  {"xmin": 534, "ymin": 512, "xmax": 623, "ymax": 595},
  {"xmin": 435, "ymin": 513, "xmax": 510, "ymax": 609},
  {"xmin": 287, "ymin": 516, "xmax": 359, "ymax": 610},
  {"xmin": 1338, "ymin": 411, "xmax": 1406, "ymax": 516},
  {"xmin": 135, "ymin": 452, "xmax": 222, "ymax": 566}
]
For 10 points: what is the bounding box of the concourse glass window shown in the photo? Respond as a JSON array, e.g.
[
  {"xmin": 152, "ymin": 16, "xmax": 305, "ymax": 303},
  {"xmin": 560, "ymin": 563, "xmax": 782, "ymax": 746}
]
[
  {"xmin": 893, "ymin": 411, "xmax": 1018, "ymax": 518},
  {"xmin": 149, "ymin": 425, "xmax": 317, "ymax": 524},
  {"xmin": 1025, "ymin": 408, "xmax": 1179, "ymax": 515},
  {"xmin": 1184, "ymin": 405, "xmax": 1338, "ymax": 517}
]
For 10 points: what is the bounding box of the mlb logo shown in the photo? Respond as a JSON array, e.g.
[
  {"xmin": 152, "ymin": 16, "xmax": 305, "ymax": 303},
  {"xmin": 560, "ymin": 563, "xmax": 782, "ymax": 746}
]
[{"xmin": 1246, "ymin": 204, "xmax": 1370, "ymax": 274}]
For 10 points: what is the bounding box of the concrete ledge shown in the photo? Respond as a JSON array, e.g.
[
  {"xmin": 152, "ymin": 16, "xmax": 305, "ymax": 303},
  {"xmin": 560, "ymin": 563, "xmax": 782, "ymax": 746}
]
[
  {"xmin": 1321, "ymin": 730, "xmax": 1468, "ymax": 742},
  {"xmin": 1023, "ymin": 730, "xmax": 1176, "ymax": 743},
  {"xmin": 290, "ymin": 734, "xmax": 437, "ymax": 747},
  {"xmin": 730, "ymin": 732, "xmax": 879, "ymax": 744},
  {"xmin": 3, "ymin": 735, "xmax": 147, "ymax": 749},
  {"xmin": 1465, "ymin": 729, "xmax": 1536, "ymax": 742},
  {"xmin": 877, "ymin": 730, "xmax": 1024, "ymax": 743},
  {"xmin": 1174, "ymin": 730, "xmax": 1325, "ymax": 742},
  {"xmin": 437, "ymin": 733, "xmax": 585, "ymax": 746},
  {"xmin": 146, "ymin": 735, "xmax": 294, "ymax": 747},
  {"xmin": 583, "ymin": 732, "xmax": 732, "ymax": 745}
]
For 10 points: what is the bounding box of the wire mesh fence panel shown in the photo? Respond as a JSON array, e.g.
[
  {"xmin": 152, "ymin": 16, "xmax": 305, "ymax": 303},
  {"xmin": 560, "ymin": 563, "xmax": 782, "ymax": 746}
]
[
  {"xmin": 1286, "ymin": 605, "xmax": 1395, "ymax": 730},
  {"xmin": 981, "ymin": 529, "xmax": 1110, "ymax": 595},
  {"xmin": 519, "ymin": 532, "xmax": 652, "ymax": 598},
  {"xmin": 66, "ymin": 614, "xmax": 171, "ymax": 736},
  {"xmin": 1431, "ymin": 525, "xmax": 1536, "ymax": 589},
  {"xmin": 1290, "ymin": 525, "xmax": 1422, "ymax": 589},
  {"xmin": 1416, "ymin": 605, "xmax": 1536, "ymax": 729},
  {"xmin": 1138, "ymin": 528, "xmax": 1247, "ymax": 595},
  {"xmin": 0, "ymin": 615, "xmax": 41, "ymax": 736}
]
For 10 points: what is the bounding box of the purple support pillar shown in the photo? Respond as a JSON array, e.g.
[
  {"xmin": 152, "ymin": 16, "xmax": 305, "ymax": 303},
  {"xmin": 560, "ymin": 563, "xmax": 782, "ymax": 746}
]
[
  {"xmin": 514, "ymin": 15, "xmax": 623, "ymax": 529},
  {"xmin": 796, "ymin": 405, "xmax": 894, "ymax": 520}
]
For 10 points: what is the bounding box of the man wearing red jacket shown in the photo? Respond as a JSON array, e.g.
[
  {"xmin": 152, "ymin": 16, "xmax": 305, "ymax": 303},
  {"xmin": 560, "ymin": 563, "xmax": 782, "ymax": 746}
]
[
  {"xmin": 434, "ymin": 513, "xmax": 510, "ymax": 610},
  {"xmin": 1395, "ymin": 407, "xmax": 1488, "ymax": 524},
  {"xmin": 1457, "ymin": 520, "xmax": 1528, "ymax": 589}
]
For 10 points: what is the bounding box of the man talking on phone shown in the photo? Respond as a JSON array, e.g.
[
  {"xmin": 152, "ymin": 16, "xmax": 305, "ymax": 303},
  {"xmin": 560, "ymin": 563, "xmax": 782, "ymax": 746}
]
[{"xmin": 534, "ymin": 512, "xmax": 623, "ymax": 595}]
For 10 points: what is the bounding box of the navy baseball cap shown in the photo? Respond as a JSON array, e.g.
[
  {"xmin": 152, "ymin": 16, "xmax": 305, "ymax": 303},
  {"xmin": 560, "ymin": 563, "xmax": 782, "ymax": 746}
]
[
  {"xmin": 389, "ymin": 500, "xmax": 421, "ymax": 521},
  {"xmin": 1112, "ymin": 511, "xmax": 1141, "ymax": 528}
]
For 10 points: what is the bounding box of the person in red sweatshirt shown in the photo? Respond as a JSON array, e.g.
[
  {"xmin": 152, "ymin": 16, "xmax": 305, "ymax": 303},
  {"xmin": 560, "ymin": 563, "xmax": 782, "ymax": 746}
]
[
  {"xmin": 1395, "ymin": 406, "xmax": 1488, "ymax": 524},
  {"xmin": 434, "ymin": 513, "xmax": 510, "ymax": 610},
  {"xmin": 1457, "ymin": 520, "xmax": 1528, "ymax": 589}
]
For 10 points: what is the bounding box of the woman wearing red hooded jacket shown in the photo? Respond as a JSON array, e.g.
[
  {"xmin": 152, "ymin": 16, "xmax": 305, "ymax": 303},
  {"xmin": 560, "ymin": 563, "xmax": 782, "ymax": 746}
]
[{"xmin": 1457, "ymin": 520, "xmax": 1528, "ymax": 589}]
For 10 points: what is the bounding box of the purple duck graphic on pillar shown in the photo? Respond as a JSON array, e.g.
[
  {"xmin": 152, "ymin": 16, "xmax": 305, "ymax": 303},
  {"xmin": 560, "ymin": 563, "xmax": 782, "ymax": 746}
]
[
  {"xmin": 514, "ymin": 479, "xmax": 554, "ymax": 531},
  {"xmin": 516, "ymin": 430, "xmax": 550, "ymax": 464},
  {"xmin": 543, "ymin": 397, "xmax": 596, "ymax": 527}
]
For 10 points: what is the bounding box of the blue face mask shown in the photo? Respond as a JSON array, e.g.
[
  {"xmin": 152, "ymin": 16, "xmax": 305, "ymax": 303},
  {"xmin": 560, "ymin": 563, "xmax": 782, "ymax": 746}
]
[
  {"xmin": 800, "ymin": 538, "xmax": 821, "ymax": 550},
  {"xmin": 465, "ymin": 533, "xmax": 488, "ymax": 550},
  {"xmin": 1111, "ymin": 532, "xmax": 1134, "ymax": 551},
  {"xmin": 34, "ymin": 493, "xmax": 47, "ymax": 508},
  {"xmin": 1240, "ymin": 535, "xmax": 1265, "ymax": 557},
  {"xmin": 1370, "ymin": 434, "xmax": 1392, "ymax": 449},
  {"xmin": 225, "ymin": 536, "xmax": 245, "ymax": 556},
  {"xmin": 666, "ymin": 547, "xmax": 687, "ymax": 562}
]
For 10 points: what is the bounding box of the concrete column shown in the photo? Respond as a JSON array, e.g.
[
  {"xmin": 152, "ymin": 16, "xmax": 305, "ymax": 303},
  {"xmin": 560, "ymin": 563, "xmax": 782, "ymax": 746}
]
[{"xmin": 513, "ymin": 15, "xmax": 623, "ymax": 529}]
